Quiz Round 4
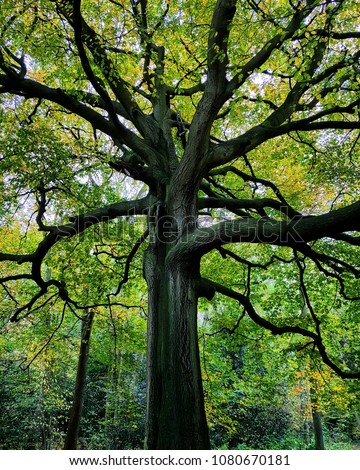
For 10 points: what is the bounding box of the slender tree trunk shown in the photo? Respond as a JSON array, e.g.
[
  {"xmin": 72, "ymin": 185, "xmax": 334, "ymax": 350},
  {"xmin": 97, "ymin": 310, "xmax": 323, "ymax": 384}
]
[
  {"xmin": 310, "ymin": 383, "xmax": 325, "ymax": 450},
  {"xmin": 355, "ymin": 412, "xmax": 360, "ymax": 433},
  {"xmin": 311, "ymin": 409, "xmax": 325, "ymax": 450},
  {"xmin": 144, "ymin": 235, "xmax": 210, "ymax": 449},
  {"xmin": 64, "ymin": 309, "xmax": 95, "ymax": 450}
]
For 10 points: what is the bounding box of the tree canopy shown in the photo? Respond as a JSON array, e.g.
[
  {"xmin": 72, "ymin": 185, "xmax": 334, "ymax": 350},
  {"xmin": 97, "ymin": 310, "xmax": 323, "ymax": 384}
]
[{"xmin": 0, "ymin": 0, "xmax": 360, "ymax": 450}]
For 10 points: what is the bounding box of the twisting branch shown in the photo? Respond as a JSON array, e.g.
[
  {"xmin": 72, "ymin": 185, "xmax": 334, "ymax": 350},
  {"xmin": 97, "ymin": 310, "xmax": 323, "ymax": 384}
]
[
  {"xmin": 168, "ymin": 199, "xmax": 360, "ymax": 273},
  {"xmin": 64, "ymin": 89, "xmax": 131, "ymax": 121},
  {"xmin": 209, "ymin": 15, "xmax": 360, "ymax": 169},
  {"xmin": 55, "ymin": 0, "xmax": 151, "ymax": 133},
  {"xmin": 0, "ymin": 196, "xmax": 153, "ymax": 320},
  {"xmin": 130, "ymin": 0, "xmax": 169, "ymax": 91},
  {"xmin": 294, "ymin": 243, "xmax": 360, "ymax": 301},
  {"xmin": 207, "ymin": 0, "xmax": 237, "ymax": 94},
  {"xmin": 208, "ymin": 166, "xmax": 300, "ymax": 218},
  {"xmin": 56, "ymin": 0, "xmax": 164, "ymax": 151},
  {"xmin": 110, "ymin": 229, "xmax": 149, "ymax": 297},
  {"xmin": 197, "ymin": 196, "xmax": 299, "ymax": 219},
  {"xmin": 205, "ymin": 175, "xmax": 239, "ymax": 200},
  {"xmin": 226, "ymin": 1, "xmax": 316, "ymax": 98},
  {"xmin": 10, "ymin": 290, "xmax": 58, "ymax": 323},
  {"xmin": 21, "ymin": 98, "xmax": 42, "ymax": 125},
  {"xmin": 170, "ymin": 0, "xmax": 238, "ymax": 192},
  {"xmin": 206, "ymin": 309, "xmax": 246, "ymax": 336},
  {"xmin": 217, "ymin": 246, "xmax": 295, "ymax": 270},
  {"xmin": 330, "ymin": 233, "xmax": 360, "ymax": 246},
  {"xmin": 295, "ymin": 254, "xmax": 321, "ymax": 335},
  {"xmin": 20, "ymin": 300, "xmax": 66, "ymax": 369},
  {"xmin": 199, "ymin": 181, "xmax": 250, "ymax": 218},
  {"xmin": 72, "ymin": 0, "xmax": 124, "ymax": 134},
  {"xmin": 198, "ymin": 277, "xmax": 360, "ymax": 379},
  {"xmin": 35, "ymin": 182, "xmax": 48, "ymax": 230},
  {"xmin": 0, "ymin": 71, "xmax": 158, "ymax": 161}
]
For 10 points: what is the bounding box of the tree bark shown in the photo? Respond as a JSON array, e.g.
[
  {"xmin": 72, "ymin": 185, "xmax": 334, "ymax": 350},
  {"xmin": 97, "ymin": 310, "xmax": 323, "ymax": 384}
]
[
  {"xmin": 64, "ymin": 309, "xmax": 95, "ymax": 450},
  {"xmin": 143, "ymin": 228, "xmax": 210, "ymax": 449},
  {"xmin": 312, "ymin": 410, "xmax": 325, "ymax": 450},
  {"xmin": 310, "ymin": 383, "xmax": 325, "ymax": 450}
]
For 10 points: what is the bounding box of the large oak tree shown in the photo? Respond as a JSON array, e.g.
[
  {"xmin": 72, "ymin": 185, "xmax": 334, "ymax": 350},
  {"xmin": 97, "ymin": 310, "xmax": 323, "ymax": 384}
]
[{"xmin": 0, "ymin": 0, "xmax": 360, "ymax": 449}]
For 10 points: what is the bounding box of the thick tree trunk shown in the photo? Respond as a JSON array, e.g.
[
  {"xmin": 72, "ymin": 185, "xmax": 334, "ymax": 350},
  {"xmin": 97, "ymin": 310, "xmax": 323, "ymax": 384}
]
[
  {"xmin": 64, "ymin": 309, "xmax": 95, "ymax": 450},
  {"xmin": 144, "ymin": 238, "xmax": 210, "ymax": 449}
]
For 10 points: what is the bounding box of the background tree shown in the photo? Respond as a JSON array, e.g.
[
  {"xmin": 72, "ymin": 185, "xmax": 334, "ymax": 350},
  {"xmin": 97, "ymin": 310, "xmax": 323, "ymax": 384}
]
[
  {"xmin": 0, "ymin": 0, "xmax": 360, "ymax": 449},
  {"xmin": 64, "ymin": 308, "xmax": 95, "ymax": 450}
]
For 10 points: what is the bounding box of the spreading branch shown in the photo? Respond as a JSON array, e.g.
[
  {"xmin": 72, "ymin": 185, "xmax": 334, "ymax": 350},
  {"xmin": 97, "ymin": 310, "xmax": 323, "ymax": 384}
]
[
  {"xmin": 170, "ymin": 200, "xmax": 360, "ymax": 261},
  {"xmin": 198, "ymin": 277, "xmax": 360, "ymax": 379},
  {"xmin": 0, "ymin": 196, "xmax": 153, "ymax": 316}
]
